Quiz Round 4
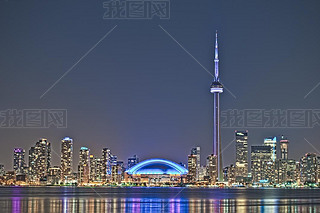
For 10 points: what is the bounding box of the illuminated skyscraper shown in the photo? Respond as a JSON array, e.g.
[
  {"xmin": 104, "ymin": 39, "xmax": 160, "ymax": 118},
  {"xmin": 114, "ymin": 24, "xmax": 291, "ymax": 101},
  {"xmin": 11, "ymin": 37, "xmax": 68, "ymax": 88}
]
[
  {"xmin": 95, "ymin": 158, "xmax": 103, "ymax": 182},
  {"xmin": 60, "ymin": 137, "xmax": 73, "ymax": 182},
  {"xmin": 206, "ymin": 154, "xmax": 217, "ymax": 184},
  {"xmin": 29, "ymin": 138, "xmax": 51, "ymax": 181},
  {"xmin": 112, "ymin": 161, "xmax": 124, "ymax": 184},
  {"xmin": 111, "ymin": 155, "xmax": 118, "ymax": 166},
  {"xmin": 275, "ymin": 159, "xmax": 297, "ymax": 184},
  {"xmin": 187, "ymin": 154, "xmax": 197, "ymax": 182},
  {"xmin": 235, "ymin": 131, "xmax": 248, "ymax": 178},
  {"xmin": 251, "ymin": 145, "xmax": 273, "ymax": 183},
  {"xmin": 13, "ymin": 148, "xmax": 25, "ymax": 175},
  {"xmin": 264, "ymin": 137, "xmax": 277, "ymax": 161},
  {"xmin": 223, "ymin": 164, "xmax": 235, "ymax": 185},
  {"xmin": 191, "ymin": 147, "xmax": 200, "ymax": 180},
  {"xmin": 210, "ymin": 31, "xmax": 224, "ymax": 181},
  {"xmin": 191, "ymin": 147, "xmax": 200, "ymax": 167},
  {"xmin": 102, "ymin": 148, "xmax": 112, "ymax": 181},
  {"xmin": 300, "ymin": 153, "xmax": 318, "ymax": 183},
  {"xmin": 78, "ymin": 147, "xmax": 90, "ymax": 185},
  {"xmin": 89, "ymin": 155, "xmax": 103, "ymax": 183},
  {"xmin": 280, "ymin": 135, "xmax": 289, "ymax": 160},
  {"xmin": 89, "ymin": 154, "xmax": 96, "ymax": 182},
  {"xmin": 127, "ymin": 155, "xmax": 139, "ymax": 169},
  {"xmin": 28, "ymin": 146, "xmax": 36, "ymax": 182}
]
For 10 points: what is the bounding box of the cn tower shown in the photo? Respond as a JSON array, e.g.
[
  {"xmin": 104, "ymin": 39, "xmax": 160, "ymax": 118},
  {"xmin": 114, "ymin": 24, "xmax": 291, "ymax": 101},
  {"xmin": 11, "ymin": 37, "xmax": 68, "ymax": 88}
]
[{"xmin": 210, "ymin": 31, "xmax": 223, "ymax": 182}]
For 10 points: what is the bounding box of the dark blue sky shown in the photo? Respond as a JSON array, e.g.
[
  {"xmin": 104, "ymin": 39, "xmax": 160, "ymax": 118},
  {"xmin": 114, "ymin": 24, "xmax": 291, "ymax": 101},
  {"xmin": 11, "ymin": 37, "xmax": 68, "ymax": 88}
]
[{"xmin": 0, "ymin": 0, "xmax": 320, "ymax": 170}]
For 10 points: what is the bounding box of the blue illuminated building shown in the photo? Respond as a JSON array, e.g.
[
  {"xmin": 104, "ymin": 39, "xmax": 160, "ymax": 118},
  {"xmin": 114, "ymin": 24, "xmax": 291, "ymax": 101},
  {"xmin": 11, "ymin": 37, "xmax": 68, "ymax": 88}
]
[
  {"xmin": 126, "ymin": 158, "xmax": 188, "ymax": 175},
  {"xmin": 125, "ymin": 159, "xmax": 188, "ymax": 185}
]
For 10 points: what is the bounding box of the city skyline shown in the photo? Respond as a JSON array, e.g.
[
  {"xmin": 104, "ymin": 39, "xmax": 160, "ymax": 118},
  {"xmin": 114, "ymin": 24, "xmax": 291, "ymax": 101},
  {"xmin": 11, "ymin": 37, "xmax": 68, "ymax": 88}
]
[
  {"xmin": 2, "ymin": 132, "xmax": 311, "ymax": 171},
  {"xmin": 2, "ymin": 132, "xmax": 320, "ymax": 187}
]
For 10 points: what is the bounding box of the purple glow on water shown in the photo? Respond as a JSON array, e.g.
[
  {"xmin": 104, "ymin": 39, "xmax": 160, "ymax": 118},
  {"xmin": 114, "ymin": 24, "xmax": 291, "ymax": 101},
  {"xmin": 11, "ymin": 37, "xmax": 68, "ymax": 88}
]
[
  {"xmin": 131, "ymin": 198, "xmax": 140, "ymax": 212},
  {"xmin": 11, "ymin": 197, "xmax": 21, "ymax": 213},
  {"xmin": 0, "ymin": 188, "xmax": 319, "ymax": 212}
]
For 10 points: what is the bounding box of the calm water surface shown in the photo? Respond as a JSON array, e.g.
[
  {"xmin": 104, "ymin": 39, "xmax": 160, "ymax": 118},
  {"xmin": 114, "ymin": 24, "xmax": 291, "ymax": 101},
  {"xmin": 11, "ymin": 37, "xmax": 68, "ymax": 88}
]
[{"xmin": 0, "ymin": 187, "xmax": 320, "ymax": 212}]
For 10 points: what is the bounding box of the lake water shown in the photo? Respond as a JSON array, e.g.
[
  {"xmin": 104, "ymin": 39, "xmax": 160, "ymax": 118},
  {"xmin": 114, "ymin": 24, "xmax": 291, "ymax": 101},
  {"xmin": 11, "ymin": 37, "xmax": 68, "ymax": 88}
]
[{"xmin": 0, "ymin": 187, "xmax": 320, "ymax": 212}]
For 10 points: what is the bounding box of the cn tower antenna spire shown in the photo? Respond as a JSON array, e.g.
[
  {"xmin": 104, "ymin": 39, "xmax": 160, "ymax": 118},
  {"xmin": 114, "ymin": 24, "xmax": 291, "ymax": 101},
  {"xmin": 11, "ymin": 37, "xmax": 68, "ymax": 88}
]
[{"xmin": 214, "ymin": 30, "xmax": 219, "ymax": 82}]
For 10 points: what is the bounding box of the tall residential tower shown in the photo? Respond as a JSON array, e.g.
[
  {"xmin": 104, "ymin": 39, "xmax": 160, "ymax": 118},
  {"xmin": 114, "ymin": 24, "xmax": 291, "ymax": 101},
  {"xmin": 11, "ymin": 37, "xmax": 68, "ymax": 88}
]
[
  {"xmin": 210, "ymin": 31, "xmax": 224, "ymax": 181},
  {"xmin": 264, "ymin": 137, "xmax": 277, "ymax": 161},
  {"xmin": 235, "ymin": 131, "xmax": 248, "ymax": 178},
  {"xmin": 280, "ymin": 135, "xmax": 289, "ymax": 160},
  {"xmin": 61, "ymin": 137, "xmax": 73, "ymax": 182},
  {"xmin": 13, "ymin": 148, "xmax": 25, "ymax": 175},
  {"xmin": 78, "ymin": 147, "xmax": 90, "ymax": 185},
  {"xmin": 191, "ymin": 146, "xmax": 201, "ymax": 180}
]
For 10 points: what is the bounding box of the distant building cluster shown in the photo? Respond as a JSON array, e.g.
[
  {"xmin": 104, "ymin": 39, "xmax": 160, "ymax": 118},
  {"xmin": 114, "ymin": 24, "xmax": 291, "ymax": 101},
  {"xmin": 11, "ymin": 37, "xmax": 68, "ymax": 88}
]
[
  {"xmin": 0, "ymin": 137, "xmax": 140, "ymax": 186},
  {"xmin": 186, "ymin": 131, "xmax": 320, "ymax": 187}
]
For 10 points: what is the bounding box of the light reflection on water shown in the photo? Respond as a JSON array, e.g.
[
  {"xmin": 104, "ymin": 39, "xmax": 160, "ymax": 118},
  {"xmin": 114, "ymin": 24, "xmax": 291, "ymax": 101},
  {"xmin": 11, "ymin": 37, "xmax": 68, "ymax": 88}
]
[{"xmin": 1, "ymin": 187, "xmax": 320, "ymax": 213}]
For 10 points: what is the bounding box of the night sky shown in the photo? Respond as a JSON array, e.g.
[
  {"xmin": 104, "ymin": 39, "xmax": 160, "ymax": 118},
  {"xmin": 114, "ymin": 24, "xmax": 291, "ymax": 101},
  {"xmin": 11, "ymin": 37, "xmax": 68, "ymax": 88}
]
[{"xmin": 1, "ymin": 0, "xmax": 320, "ymax": 170}]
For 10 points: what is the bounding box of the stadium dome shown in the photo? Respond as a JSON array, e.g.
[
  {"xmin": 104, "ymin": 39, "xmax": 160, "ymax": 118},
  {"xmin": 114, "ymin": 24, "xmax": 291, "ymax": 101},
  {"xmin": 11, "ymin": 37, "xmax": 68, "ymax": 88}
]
[{"xmin": 126, "ymin": 158, "xmax": 188, "ymax": 175}]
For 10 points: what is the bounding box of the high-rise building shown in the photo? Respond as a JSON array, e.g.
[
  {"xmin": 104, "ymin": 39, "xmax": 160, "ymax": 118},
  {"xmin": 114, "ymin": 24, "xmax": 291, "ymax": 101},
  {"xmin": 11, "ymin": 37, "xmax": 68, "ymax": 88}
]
[
  {"xmin": 13, "ymin": 148, "xmax": 25, "ymax": 175},
  {"xmin": 223, "ymin": 164, "xmax": 235, "ymax": 185},
  {"xmin": 191, "ymin": 147, "xmax": 201, "ymax": 167},
  {"xmin": 112, "ymin": 161, "xmax": 124, "ymax": 184},
  {"xmin": 111, "ymin": 155, "xmax": 118, "ymax": 166},
  {"xmin": 28, "ymin": 139, "xmax": 51, "ymax": 182},
  {"xmin": 78, "ymin": 147, "xmax": 90, "ymax": 185},
  {"xmin": 210, "ymin": 31, "xmax": 224, "ymax": 182},
  {"xmin": 275, "ymin": 159, "xmax": 297, "ymax": 185},
  {"xmin": 280, "ymin": 135, "xmax": 289, "ymax": 160},
  {"xmin": 102, "ymin": 148, "xmax": 112, "ymax": 181},
  {"xmin": 264, "ymin": 137, "xmax": 277, "ymax": 161},
  {"xmin": 0, "ymin": 164, "xmax": 5, "ymax": 176},
  {"xmin": 190, "ymin": 147, "xmax": 201, "ymax": 180},
  {"xmin": 94, "ymin": 158, "xmax": 103, "ymax": 182},
  {"xmin": 251, "ymin": 145, "xmax": 273, "ymax": 183},
  {"xmin": 89, "ymin": 154, "xmax": 103, "ymax": 183},
  {"xmin": 187, "ymin": 154, "xmax": 197, "ymax": 182},
  {"xmin": 300, "ymin": 153, "xmax": 318, "ymax": 183},
  {"xmin": 28, "ymin": 146, "xmax": 36, "ymax": 182},
  {"xmin": 275, "ymin": 159, "xmax": 287, "ymax": 185},
  {"xmin": 274, "ymin": 136, "xmax": 294, "ymax": 185},
  {"xmin": 295, "ymin": 161, "xmax": 301, "ymax": 184},
  {"xmin": 48, "ymin": 166, "xmax": 61, "ymax": 185},
  {"xmin": 235, "ymin": 131, "xmax": 248, "ymax": 179},
  {"xmin": 127, "ymin": 155, "xmax": 139, "ymax": 169},
  {"xmin": 198, "ymin": 166, "xmax": 207, "ymax": 181},
  {"xmin": 89, "ymin": 154, "xmax": 96, "ymax": 182},
  {"xmin": 286, "ymin": 160, "xmax": 298, "ymax": 183},
  {"xmin": 206, "ymin": 154, "xmax": 217, "ymax": 184},
  {"xmin": 35, "ymin": 139, "xmax": 51, "ymax": 180},
  {"xmin": 60, "ymin": 137, "xmax": 73, "ymax": 182}
]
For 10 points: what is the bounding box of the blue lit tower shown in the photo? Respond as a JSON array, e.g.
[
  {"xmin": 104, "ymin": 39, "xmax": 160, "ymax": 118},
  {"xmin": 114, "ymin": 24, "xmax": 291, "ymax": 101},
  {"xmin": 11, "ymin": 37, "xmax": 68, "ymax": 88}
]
[{"xmin": 210, "ymin": 31, "xmax": 224, "ymax": 182}]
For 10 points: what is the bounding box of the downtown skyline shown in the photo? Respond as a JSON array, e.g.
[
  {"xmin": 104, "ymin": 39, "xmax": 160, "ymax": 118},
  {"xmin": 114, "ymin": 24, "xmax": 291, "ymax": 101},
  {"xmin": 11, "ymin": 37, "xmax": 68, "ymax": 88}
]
[{"xmin": 2, "ymin": 132, "xmax": 320, "ymax": 187}]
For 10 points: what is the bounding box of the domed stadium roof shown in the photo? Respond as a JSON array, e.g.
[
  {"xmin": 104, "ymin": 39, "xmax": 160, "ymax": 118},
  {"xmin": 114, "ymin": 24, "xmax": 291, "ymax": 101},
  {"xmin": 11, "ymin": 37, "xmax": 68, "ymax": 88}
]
[{"xmin": 126, "ymin": 158, "xmax": 188, "ymax": 175}]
